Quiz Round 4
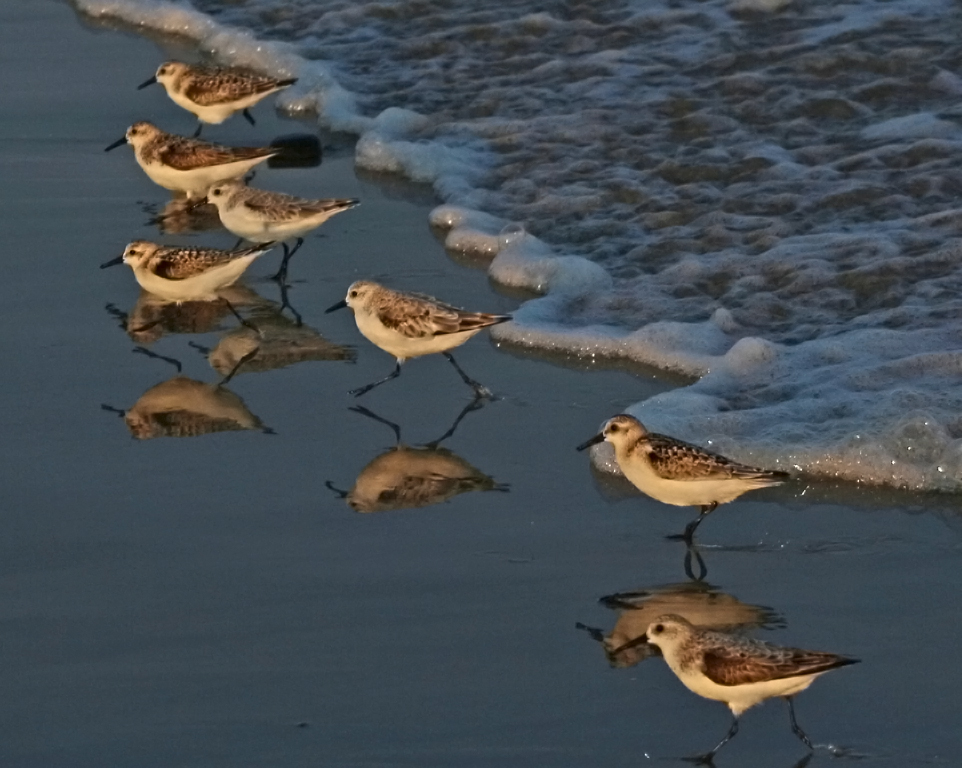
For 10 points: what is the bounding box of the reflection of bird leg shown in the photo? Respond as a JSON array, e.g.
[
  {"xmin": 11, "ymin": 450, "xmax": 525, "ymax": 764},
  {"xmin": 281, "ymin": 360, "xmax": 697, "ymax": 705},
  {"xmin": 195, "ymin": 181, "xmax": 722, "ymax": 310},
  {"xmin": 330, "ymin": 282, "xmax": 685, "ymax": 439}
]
[
  {"xmin": 270, "ymin": 238, "xmax": 304, "ymax": 283},
  {"xmin": 104, "ymin": 303, "xmax": 129, "ymax": 328},
  {"xmin": 574, "ymin": 622, "xmax": 605, "ymax": 643},
  {"xmin": 786, "ymin": 697, "xmax": 814, "ymax": 751},
  {"xmin": 242, "ymin": 108, "xmax": 256, "ymax": 126},
  {"xmin": 349, "ymin": 361, "xmax": 402, "ymax": 397},
  {"xmin": 132, "ymin": 346, "xmax": 182, "ymax": 372},
  {"xmin": 348, "ymin": 405, "xmax": 402, "ymax": 444},
  {"xmin": 277, "ymin": 281, "xmax": 303, "ymax": 327},
  {"xmin": 324, "ymin": 480, "xmax": 349, "ymax": 499},
  {"xmin": 221, "ymin": 298, "xmax": 262, "ymax": 336},
  {"xmin": 101, "ymin": 404, "xmax": 126, "ymax": 418},
  {"xmin": 218, "ymin": 346, "xmax": 260, "ymax": 387},
  {"xmin": 442, "ymin": 352, "xmax": 493, "ymax": 399},
  {"xmin": 423, "ymin": 394, "xmax": 485, "ymax": 448},
  {"xmin": 193, "ymin": 122, "xmax": 203, "ymax": 138},
  {"xmin": 667, "ymin": 502, "xmax": 718, "ymax": 543},
  {"xmin": 188, "ymin": 341, "xmax": 211, "ymax": 356},
  {"xmin": 789, "ymin": 753, "xmax": 814, "ymax": 768},
  {"xmin": 232, "ymin": 237, "xmax": 245, "ymax": 250},
  {"xmin": 683, "ymin": 541, "xmax": 709, "ymax": 582}
]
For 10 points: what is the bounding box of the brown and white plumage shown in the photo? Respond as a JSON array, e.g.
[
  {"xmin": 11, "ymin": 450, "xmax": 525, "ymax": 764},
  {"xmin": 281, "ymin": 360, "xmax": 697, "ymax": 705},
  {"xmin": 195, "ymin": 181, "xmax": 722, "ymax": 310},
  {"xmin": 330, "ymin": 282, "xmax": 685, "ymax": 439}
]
[
  {"xmin": 104, "ymin": 240, "xmax": 274, "ymax": 302},
  {"xmin": 105, "ymin": 122, "xmax": 277, "ymax": 198},
  {"xmin": 326, "ymin": 280, "xmax": 512, "ymax": 397},
  {"xmin": 578, "ymin": 414, "xmax": 788, "ymax": 539},
  {"xmin": 140, "ymin": 61, "xmax": 297, "ymax": 131},
  {"xmin": 643, "ymin": 614, "xmax": 858, "ymax": 759}
]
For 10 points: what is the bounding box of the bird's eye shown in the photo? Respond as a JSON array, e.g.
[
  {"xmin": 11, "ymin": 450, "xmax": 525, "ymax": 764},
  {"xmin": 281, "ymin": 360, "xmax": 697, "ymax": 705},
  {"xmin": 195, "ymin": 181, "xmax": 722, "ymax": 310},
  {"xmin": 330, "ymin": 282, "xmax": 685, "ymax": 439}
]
[
  {"xmin": 349, "ymin": 290, "xmax": 358, "ymax": 298},
  {"xmin": 610, "ymin": 424, "xmax": 619, "ymax": 433},
  {"xmin": 653, "ymin": 624, "xmax": 664, "ymax": 634},
  {"xmin": 211, "ymin": 189, "xmax": 221, "ymax": 197}
]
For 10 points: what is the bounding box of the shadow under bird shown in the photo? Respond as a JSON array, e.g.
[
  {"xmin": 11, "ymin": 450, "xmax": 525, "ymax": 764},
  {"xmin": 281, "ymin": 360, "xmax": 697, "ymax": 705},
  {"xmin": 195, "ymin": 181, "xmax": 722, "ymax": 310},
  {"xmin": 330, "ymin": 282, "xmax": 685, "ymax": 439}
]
[
  {"xmin": 577, "ymin": 414, "xmax": 789, "ymax": 541},
  {"xmin": 641, "ymin": 614, "xmax": 858, "ymax": 762},
  {"xmin": 138, "ymin": 61, "xmax": 297, "ymax": 136},
  {"xmin": 101, "ymin": 241, "xmax": 276, "ymax": 302},
  {"xmin": 104, "ymin": 121, "xmax": 277, "ymax": 199},
  {"xmin": 326, "ymin": 401, "xmax": 507, "ymax": 512},
  {"xmin": 204, "ymin": 179, "xmax": 360, "ymax": 282},
  {"xmin": 326, "ymin": 280, "xmax": 511, "ymax": 398}
]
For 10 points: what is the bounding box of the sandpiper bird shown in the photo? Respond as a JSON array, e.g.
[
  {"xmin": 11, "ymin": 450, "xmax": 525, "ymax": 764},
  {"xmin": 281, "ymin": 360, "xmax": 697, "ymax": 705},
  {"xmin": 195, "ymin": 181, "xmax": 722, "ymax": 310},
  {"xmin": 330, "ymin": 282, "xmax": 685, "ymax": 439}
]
[
  {"xmin": 104, "ymin": 121, "xmax": 277, "ymax": 200},
  {"xmin": 101, "ymin": 241, "xmax": 275, "ymax": 302},
  {"xmin": 204, "ymin": 179, "xmax": 360, "ymax": 282},
  {"xmin": 577, "ymin": 414, "xmax": 788, "ymax": 541},
  {"xmin": 138, "ymin": 61, "xmax": 297, "ymax": 136},
  {"xmin": 642, "ymin": 614, "xmax": 858, "ymax": 761},
  {"xmin": 325, "ymin": 280, "xmax": 511, "ymax": 398}
]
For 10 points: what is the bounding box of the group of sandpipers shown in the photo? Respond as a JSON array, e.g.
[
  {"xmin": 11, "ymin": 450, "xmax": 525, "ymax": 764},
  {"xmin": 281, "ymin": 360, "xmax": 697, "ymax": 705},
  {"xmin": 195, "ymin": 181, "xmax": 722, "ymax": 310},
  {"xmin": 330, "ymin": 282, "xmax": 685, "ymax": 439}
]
[{"xmin": 99, "ymin": 59, "xmax": 857, "ymax": 763}]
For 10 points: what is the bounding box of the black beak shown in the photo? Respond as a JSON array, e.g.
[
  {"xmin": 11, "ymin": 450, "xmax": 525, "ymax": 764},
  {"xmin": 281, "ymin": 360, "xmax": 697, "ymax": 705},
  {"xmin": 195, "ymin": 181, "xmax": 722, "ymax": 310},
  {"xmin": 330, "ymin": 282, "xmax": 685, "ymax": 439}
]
[
  {"xmin": 576, "ymin": 432, "xmax": 606, "ymax": 452},
  {"xmin": 137, "ymin": 75, "xmax": 157, "ymax": 90},
  {"xmin": 325, "ymin": 299, "xmax": 348, "ymax": 313},
  {"xmin": 100, "ymin": 255, "xmax": 124, "ymax": 269},
  {"xmin": 104, "ymin": 136, "xmax": 127, "ymax": 152}
]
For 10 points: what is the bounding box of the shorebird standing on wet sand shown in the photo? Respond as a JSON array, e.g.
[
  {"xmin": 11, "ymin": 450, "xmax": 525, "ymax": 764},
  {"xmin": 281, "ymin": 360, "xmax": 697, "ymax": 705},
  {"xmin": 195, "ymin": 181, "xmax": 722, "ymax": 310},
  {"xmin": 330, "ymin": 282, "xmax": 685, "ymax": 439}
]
[
  {"xmin": 577, "ymin": 414, "xmax": 788, "ymax": 541},
  {"xmin": 100, "ymin": 240, "xmax": 275, "ymax": 302},
  {"xmin": 104, "ymin": 121, "xmax": 277, "ymax": 200},
  {"xmin": 325, "ymin": 280, "xmax": 511, "ymax": 398},
  {"xmin": 642, "ymin": 614, "xmax": 858, "ymax": 762},
  {"xmin": 204, "ymin": 179, "xmax": 360, "ymax": 282},
  {"xmin": 138, "ymin": 61, "xmax": 297, "ymax": 136}
]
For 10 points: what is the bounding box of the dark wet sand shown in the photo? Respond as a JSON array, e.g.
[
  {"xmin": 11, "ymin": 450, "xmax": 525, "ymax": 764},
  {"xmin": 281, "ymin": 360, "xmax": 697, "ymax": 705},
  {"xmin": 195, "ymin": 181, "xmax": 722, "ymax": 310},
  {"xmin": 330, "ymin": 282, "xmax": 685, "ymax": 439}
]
[{"xmin": 1, "ymin": 2, "xmax": 961, "ymax": 766}]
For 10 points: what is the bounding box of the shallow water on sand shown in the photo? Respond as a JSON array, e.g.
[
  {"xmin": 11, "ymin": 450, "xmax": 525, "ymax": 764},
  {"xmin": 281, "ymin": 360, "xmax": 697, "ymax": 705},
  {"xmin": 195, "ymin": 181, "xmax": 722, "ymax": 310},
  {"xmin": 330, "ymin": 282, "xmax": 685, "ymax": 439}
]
[{"xmin": 0, "ymin": 2, "xmax": 961, "ymax": 766}]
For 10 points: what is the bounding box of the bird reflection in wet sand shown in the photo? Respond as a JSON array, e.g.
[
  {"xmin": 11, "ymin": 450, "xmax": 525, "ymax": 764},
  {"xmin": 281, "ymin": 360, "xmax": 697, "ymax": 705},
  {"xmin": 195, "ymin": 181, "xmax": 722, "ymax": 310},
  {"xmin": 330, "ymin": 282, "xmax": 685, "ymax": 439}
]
[
  {"xmin": 642, "ymin": 615, "xmax": 858, "ymax": 763},
  {"xmin": 145, "ymin": 197, "xmax": 223, "ymax": 235},
  {"xmin": 189, "ymin": 291, "xmax": 356, "ymax": 380},
  {"xmin": 578, "ymin": 414, "xmax": 789, "ymax": 542},
  {"xmin": 326, "ymin": 401, "xmax": 508, "ymax": 513},
  {"xmin": 103, "ymin": 375, "xmax": 271, "ymax": 440},
  {"xmin": 576, "ymin": 582, "xmax": 782, "ymax": 670},
  {"xmin": 105, "ymin": 285, "xmax": 270, "ymax": 345}
]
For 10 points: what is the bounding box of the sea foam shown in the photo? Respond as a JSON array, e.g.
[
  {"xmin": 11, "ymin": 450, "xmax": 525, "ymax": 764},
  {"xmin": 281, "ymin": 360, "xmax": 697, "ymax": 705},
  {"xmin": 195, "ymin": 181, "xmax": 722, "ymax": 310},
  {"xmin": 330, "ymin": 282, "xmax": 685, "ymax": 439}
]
[{"xmin": 74, "ymin": 0, "xmax": 962, "ymax": 491}]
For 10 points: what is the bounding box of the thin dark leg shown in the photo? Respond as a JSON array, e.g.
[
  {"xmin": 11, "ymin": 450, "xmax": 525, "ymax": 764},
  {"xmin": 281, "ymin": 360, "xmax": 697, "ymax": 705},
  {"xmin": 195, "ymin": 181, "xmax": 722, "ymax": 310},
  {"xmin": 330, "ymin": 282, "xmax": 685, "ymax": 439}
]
[
  {"xmin": 350, "ymin": 361, "xmax": 402, "ymax": 397},
  {"xmin": 787, "ymin": 698, "xmax": 814, "ymax": 751},
  {"xmin": 683, "ymin": 541, "xmax": 708, "ymax": 582},
  {"xmin": 221, "ymin": 298, "xmax": 262, "ymax": 335},
  {"xmin": 270, "ymin": 238, "xmax": 304, "ymax": 283},
  {"xmin": 132, "ymin": 346, "xmax": 182, "ymax": 372},
  {"xmin": 424, "ymin": 394, "xmax": 485, "ymax": 447},
  {"xmin": 193, "ymin": 122, "xmax": 203, "ymax": 138},
  {"xmin": 442, "ymin": 352, "xmax": 492, "ymax": 398},
  {"xmin": 188, "ymin": 341, "xmax": 211, "ymax": 356},
  {"xmin": 242, "ymin": 108, "xmax": 256, "ymax": 126},
  {"xmin": 232, "ymin": 237, "xmax": 245, "ymax": 250},
  {"xmin": 348, "ymin": 405, "xmax": 401, "ymax": 443},
  {"xmin": 667, "ymin": 501, "xmax": 718, "ymax": 542},
  {"xmin": 101, "ymin": 404, "xmax": 126, "ymax": 418},
  {"xmin": 324, "ymin": 480, "xmax": 348, "ymax": 499},
  {"xmin": 218, "ymin": 346, "xmax": 260, "ymax": 387},
  {"xmin": 688, "ymin": 716, "xmax": 739, "ymax": 764}
]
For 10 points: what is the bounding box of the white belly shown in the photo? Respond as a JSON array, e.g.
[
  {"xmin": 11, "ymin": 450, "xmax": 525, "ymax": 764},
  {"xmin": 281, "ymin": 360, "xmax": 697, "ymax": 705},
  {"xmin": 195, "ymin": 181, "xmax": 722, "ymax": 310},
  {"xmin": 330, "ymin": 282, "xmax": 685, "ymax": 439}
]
[
  {"xmin": 673, "ymin": 666, "xmax": 820, "ymax": 716},
  {"xmin": 169, "ymin": 89, "xmax": 277, "ymax": 124},
  {"xmin": 138, "ymin": 155, "xmax": 272, "ymax": 198},
  {"xmin": 355, "ymin": 311, "xmax": 482, "ymax": 361},
  {"xmin": 132, "ymin": 253, "xmax": 262, "ymax": 301},
  {"xmin": 219, "ymin": 207, "xmax": 340, "ymax": 242},
  {"xmin": 618, "ymin": 450, "xmax": 763, "ymax": 508}
]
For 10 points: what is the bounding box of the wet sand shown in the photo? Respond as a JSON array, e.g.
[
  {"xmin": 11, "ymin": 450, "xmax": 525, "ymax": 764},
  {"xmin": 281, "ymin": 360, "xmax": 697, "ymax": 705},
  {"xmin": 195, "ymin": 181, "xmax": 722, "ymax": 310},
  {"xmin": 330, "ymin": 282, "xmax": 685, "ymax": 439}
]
[{"xmin": 1, "ymin": 2, "xmax": 961, "ymax": 766}]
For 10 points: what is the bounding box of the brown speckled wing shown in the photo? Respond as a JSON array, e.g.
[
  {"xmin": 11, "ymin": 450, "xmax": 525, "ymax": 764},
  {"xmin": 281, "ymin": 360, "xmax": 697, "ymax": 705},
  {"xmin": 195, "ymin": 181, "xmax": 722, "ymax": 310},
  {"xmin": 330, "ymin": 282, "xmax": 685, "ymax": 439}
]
[
  {"xmin": 148, "ymin": 248, "xmax": 236, "ymax": 280},
  {"xmin": 378, "ymin": 293, "xmax": 510, "ymax": 339},
  {"xmin": 242, "ymin": 193, "xmax": 357, "ymax": 221},
  {"xmin": 701, "ymin": 637, "xmax": 856, "ymax": 686},
  {"xmin": 184, "ymin": 71, "xmax": 283, "ymax": 106},
  {"xmin": 645, "ymin": 433, "xmax": 782, "ymax": 481},
  {"xmin": 159, "ymin": 138, "xmax": 274, "ymax": 171}
]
